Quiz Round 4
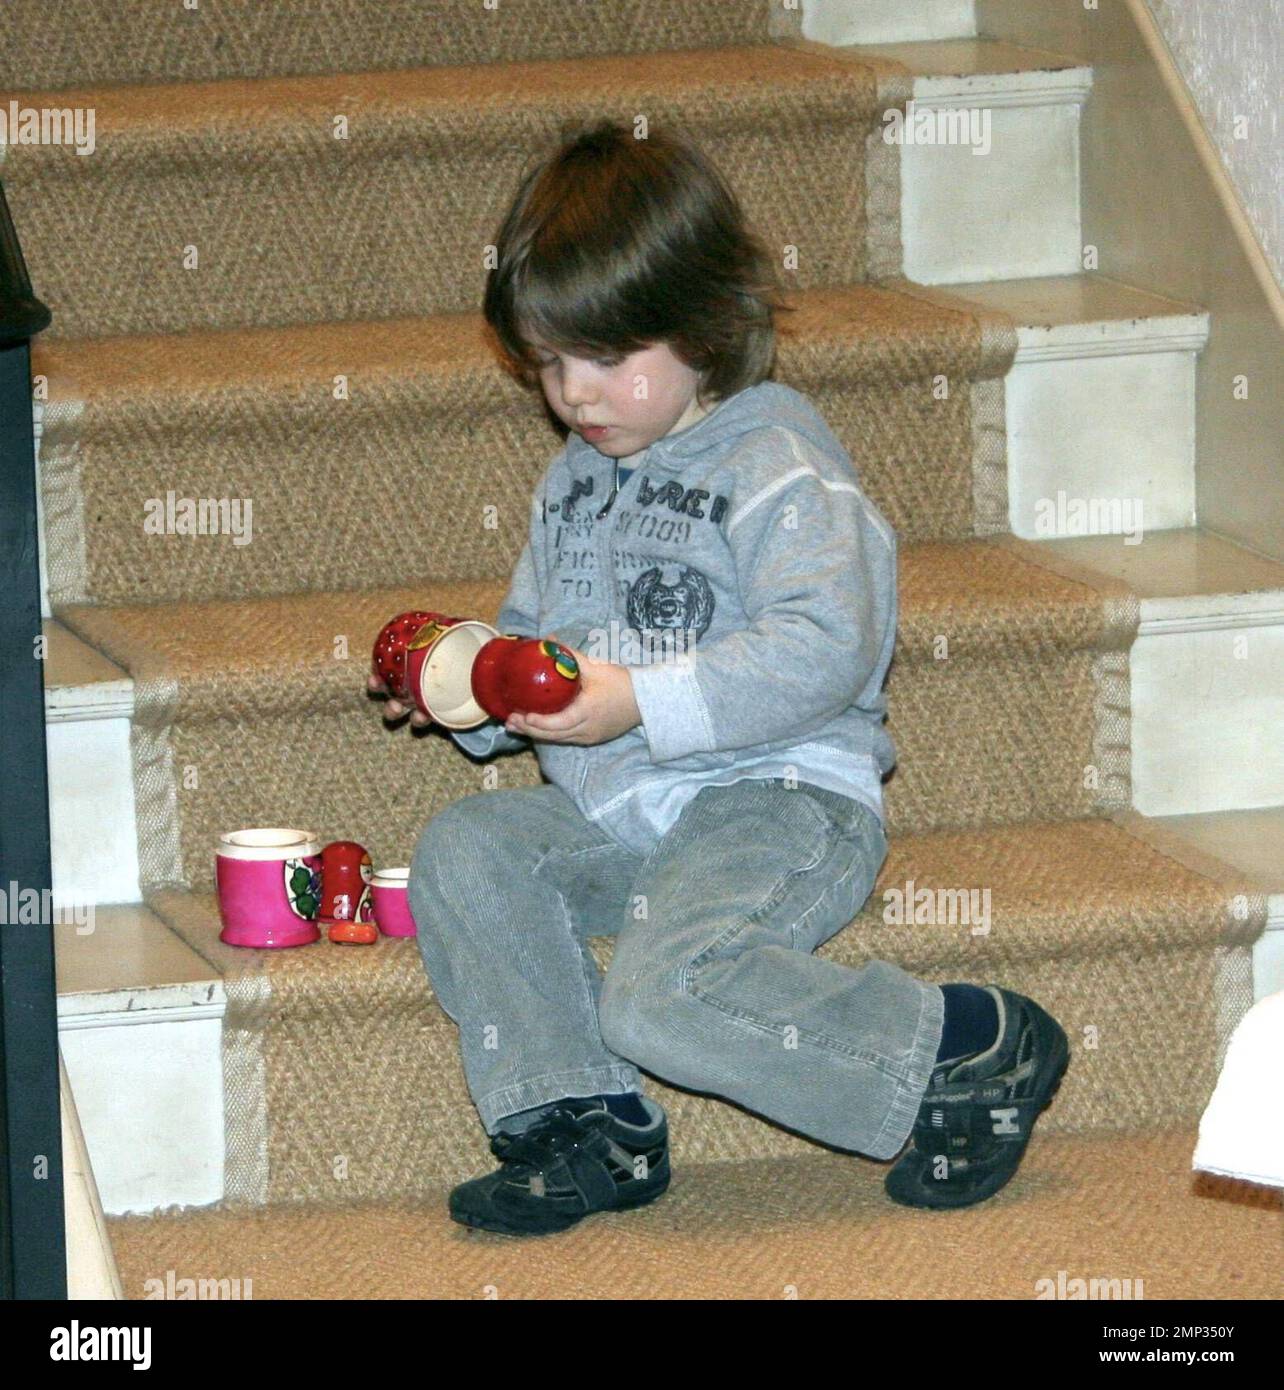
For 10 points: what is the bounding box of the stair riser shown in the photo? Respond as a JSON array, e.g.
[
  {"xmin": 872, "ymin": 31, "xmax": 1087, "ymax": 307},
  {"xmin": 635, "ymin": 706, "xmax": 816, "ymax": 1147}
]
[
  {"xmin": 38, "ymin": 369, "xmax": 987, "ymax": 608},
  {"xmin": 1007, "ymin": 350, "xmax": 1198, "ymax": 538},
  {"xmin": 1131, "ymin": 616, "xmax": 1284, "ymax": 818},
  {"xmin": 60, "ymin": 1008, "xmax": 225, "ymax": 1217},
  {"xmin": 900, "ymin": 87, "xmax": 1087, "ymax": 284},
  {"xmin": 1255, "ymin": 926, "xmax": 1284, "ymax": 999},
  {"xmin": 47, "ymin": 715, "xmax": 141, "ymax": 908}
]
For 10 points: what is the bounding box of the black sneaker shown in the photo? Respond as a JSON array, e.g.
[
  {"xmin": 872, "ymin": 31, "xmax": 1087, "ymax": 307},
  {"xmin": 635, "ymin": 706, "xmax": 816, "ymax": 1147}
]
[
  {"xmin": 449, "ymin": 1096, "xmax": 671, "ymax": 1236},
  {"xmin": 884, "ymin": 986, "xmax": 1070, "ymax": 1209}
]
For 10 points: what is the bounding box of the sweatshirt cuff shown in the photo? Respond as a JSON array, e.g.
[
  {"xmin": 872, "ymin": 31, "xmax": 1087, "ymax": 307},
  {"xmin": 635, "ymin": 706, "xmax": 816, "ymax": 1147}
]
[
  {"xmin": 448, "ymin": 718, "xmax": 530, "ymax": 758},
  {"xmin": 628, "ymin": 660, "xmax": 713, "ymax": 764}
]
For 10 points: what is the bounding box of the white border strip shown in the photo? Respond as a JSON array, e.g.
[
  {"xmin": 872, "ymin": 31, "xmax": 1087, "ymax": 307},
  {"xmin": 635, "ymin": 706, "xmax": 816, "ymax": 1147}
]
[
  {"xmin": 58, "ymin": 1003, "xmax": 226, "ymax": 1030},
  {"xmin": 912, "ymin": 68, "xmax": 1092, "ymax": 110},
  {"xmin": 1014, "ymin": 316, "xmax": 1210, "ymax": 363}
]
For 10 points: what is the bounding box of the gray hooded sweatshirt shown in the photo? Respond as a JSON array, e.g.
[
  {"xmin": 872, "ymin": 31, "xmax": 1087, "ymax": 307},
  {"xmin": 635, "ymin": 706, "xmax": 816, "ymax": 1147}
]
[{"xmin": 449, "ymin": 380, "xmax": 898, "ymax": 858}]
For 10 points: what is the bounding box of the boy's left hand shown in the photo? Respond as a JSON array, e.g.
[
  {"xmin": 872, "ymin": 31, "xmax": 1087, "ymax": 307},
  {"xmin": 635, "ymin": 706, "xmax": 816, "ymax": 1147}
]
[{"xmin": 504, "ymin": 646, "xmax": 641, "ymax": 746}]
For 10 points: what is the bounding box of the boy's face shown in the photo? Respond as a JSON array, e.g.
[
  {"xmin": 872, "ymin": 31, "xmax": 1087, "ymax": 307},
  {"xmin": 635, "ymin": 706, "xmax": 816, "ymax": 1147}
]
[{"xmin": 531, "ymin": 337, "xmax": 711, "ymax": 458}]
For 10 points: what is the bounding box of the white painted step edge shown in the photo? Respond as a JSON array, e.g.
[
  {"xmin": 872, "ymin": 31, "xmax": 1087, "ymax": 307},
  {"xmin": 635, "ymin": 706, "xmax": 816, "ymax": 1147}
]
[
  {"xmin": 1013, "ymin": 313, "xmax": 1208, "ymax": 362},
  {"xmin": 1141, "ymin": 591, "xmax": 1284, "ymax": 633},
  {"xmin": 908, "ymin": 66, "xmax": 1092, "ymax": 111},
  {"xmin": 46, "ymin": 682, "xmax": 135, "ymax": 722},
  {"xmin": 58, "ymin": 994, "xmax": 227, "ymax": 1030}
]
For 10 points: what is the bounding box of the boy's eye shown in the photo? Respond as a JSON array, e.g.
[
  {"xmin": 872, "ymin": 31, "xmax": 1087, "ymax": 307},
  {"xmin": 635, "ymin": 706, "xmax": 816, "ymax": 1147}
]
[{"xmin": 536, "ymin": 353, "xmax": 621, "ymax": 369}]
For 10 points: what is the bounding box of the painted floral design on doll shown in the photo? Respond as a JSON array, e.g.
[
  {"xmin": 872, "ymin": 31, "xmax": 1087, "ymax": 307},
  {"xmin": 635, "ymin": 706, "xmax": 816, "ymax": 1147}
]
[{"xmin": 284, "ymin": 857, "xmax": 322, "ymax": 919}]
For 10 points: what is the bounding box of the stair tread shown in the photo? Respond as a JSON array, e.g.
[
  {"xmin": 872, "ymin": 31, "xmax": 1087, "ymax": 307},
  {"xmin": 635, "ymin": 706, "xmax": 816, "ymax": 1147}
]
[
  {"xmin": 1033, "ymin": 529, "xmax": 1284, "ymax": 604},
  {"xmin": 7, "ymin": 33, "xmax": 1088, "ymax": 117},
  {"xmin": 52, "ymin": 536, "xmax": 1134, "ymax": 718},
  {"xmin": 137, "ymin": 810, "xmax": 1262, "ymax": 998},
  {"xmin": 1148, "ymin": 806, "xmax": 1284, "ymax": 897},
  {"xmin": 101, "ymin": 1123, "xmax": 1282, "ymax": 1300},
  {"xmin": 946, "ymin": 271, "xmax": 1206, "ymax": 329},
  {"xmin": 31, "ymin": 273, "xmax": 1201, "ymax": 406},
  {"xmin": 42, "ymin": 618, "xmax": 128, "ymax": 688},
  {"xmin": 0, "ymin": 0, "xmax": 772, "ymax": 93},
  {"xmin": 5, "ymin": 40, "xmax": 893, "ymax": 130},
  {"xmin": 31, "ymin": 281, "xmax": 1009, "ymax": 405},
  {"xmin": 54, "ymin": 904, "xmax": 223, "ymax": 1014}
]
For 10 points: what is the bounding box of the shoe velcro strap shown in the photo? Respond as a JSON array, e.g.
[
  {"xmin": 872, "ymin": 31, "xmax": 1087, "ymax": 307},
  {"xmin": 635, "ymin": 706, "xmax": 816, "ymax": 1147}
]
[
  {"xmin": 913, "ymin": 1084, "xmax": 1044, "ymax": 1154},
  {"xmin": 497, "ymin": 1130, "xmax": 619, "ymax": 1212},
  {"xmin": 558, "ymin": 1144, "xmax": 621, "ymax": 1211}
]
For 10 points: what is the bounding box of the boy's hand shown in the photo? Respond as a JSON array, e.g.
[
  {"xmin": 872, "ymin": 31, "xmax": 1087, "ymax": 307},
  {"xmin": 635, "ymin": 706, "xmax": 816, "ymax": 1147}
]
[
  {"xmin": 505, "ymin": 646, "xmax": 642, "ymax": 746},
  {"xmin": 367, "ymin": 647, "xmax": 642, "ymax": 745},
  {"xmin": 367, "ymin": 672, "xmax": 433, "ymax": 728}
]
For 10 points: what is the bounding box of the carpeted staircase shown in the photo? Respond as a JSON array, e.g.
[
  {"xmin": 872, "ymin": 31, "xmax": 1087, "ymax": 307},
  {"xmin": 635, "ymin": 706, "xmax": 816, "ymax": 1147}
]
[{"xmin": 10, "ymin": 2, "xmax": 1280, "ymax": 1295}]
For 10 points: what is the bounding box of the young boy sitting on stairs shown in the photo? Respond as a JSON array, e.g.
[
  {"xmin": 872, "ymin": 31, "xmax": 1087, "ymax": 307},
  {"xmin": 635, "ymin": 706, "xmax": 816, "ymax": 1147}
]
[{"xmin": 372, "ymin": 118, "xmax": 1070, "ymax": 1237}]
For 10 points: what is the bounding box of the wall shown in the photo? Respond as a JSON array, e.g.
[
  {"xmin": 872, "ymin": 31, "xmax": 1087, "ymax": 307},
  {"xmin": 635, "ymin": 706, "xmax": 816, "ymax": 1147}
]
[
  {"xmin": 1144, "ymin": 0, "xmax": 1281, "ymax": 290},
  {"xmin": 976, "ymin": 0, "xmax": 1283, "ymax": 562}
]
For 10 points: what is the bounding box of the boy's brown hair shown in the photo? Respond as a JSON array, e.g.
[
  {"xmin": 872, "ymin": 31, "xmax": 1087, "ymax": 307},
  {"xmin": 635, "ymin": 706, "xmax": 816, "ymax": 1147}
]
[{"xmin": 484, "ymin": 117, "xmax": 794, "ymax": 410}]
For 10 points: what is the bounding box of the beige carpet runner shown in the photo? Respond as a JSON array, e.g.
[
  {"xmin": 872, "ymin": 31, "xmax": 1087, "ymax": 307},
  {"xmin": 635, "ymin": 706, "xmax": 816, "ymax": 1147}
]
[
  {"xmin": 0, "ymin": 0, "xmax": 779, "ymax": 90},
  {"xmin": 6, "ymin": 41, "xmax": 908, "ymax": 340},
  {"xmin": 137, "ymin": 807, "xmax": 1260, "ymax": 1210},
  {"xmin": 35, "ymin": 282, "xmax": 1008, "ymax": 607},
  {"xmin": 104, "ymin": 1128, "xmax": 1281, "ymax": 1299},
  {"xmin": 55, "ymin": 533, "xmax": 1142, "ymax": 897},
  {"xmin": 8, "ymin": 4, "xmax": 1272, "ymax": 1291}
]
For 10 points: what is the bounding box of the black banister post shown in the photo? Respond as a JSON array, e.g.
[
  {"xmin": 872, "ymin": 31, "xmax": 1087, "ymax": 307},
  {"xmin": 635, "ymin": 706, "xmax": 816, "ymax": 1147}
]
[{"xmin": 0, "ymin": 173, "xmax": 65, "ymax": 1300}]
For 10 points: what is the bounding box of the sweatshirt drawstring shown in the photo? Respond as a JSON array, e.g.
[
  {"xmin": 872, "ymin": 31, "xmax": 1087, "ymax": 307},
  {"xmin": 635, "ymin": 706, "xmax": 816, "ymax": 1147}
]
[{"xmin": 595, "ymin": 457, "xmax": 620, "ymax": 520}]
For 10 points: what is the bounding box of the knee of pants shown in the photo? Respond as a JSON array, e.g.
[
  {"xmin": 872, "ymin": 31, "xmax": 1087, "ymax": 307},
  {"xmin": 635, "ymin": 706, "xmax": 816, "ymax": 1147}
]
[
  {"xmin": 408, "ymin": 789, "xmax": 520, "ymax": 919},
  {"xmin": 406, "ymin": 794, "xmax": 507, "ymax": 993}
]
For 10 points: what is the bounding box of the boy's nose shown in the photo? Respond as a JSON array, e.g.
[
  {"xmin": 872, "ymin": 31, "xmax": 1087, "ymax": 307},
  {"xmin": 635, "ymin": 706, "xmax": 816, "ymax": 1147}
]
[
  {"xmin": 556, "ymin": 365, "xmax": 598, "ymax": 407},
  {"xmin": 559, "ymin": 383, "xmax": 595, "ymax": 409}
]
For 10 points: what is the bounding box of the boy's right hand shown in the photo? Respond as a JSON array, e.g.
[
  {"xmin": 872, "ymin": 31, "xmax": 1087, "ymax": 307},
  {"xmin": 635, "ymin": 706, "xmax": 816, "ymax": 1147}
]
[{"xmin": 367, "ymin": 672, "xmax": 433, "ymax": 729}]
